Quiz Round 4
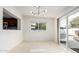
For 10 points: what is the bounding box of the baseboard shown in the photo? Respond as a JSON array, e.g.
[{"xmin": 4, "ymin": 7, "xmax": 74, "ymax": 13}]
[{"xmin": 23, "ymin": 40, "xmax": 55, "ymax": 42}]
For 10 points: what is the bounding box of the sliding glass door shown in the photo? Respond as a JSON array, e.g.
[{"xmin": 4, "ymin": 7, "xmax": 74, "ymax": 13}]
[
  {"xmin": 59, "ymin": 17, "xmax": 67, "ymax": 47},
  {"xmin": 59, "ymin": 9, "xmax": 79, "ymax": 53},
  {"xmin": 68, "ymin": 12, "xmax": 79, "ymax": 52}
]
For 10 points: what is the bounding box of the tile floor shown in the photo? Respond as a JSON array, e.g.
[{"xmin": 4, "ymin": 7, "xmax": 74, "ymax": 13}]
[{"xmin": 9, "ymin": 41, "xmax": 75, "ymax": 53}]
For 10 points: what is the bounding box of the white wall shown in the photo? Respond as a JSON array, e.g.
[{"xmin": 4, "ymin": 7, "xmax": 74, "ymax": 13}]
[
  {"xmin": 3, "ymin": 6, "xmax": 22, "ymax": 19},
  {"xmin": 0, "ymin": 30, "xmax": 22, "ymax": 52},
  {"xmin": 0, "ymin": 7, "xmax": 23, "ymax": 52},
  {"xmin": 23, "ymin": 16, "xmax": 56, "ymax": 42},
  {"xmin": 53, "ymin": 18, "xmax": 57, "ymax": 43}
]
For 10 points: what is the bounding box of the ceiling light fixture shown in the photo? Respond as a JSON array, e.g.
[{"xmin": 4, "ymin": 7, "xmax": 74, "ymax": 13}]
[{"xmin": 30, "ymin": 6, "xmax": 47, "ymax": 16}]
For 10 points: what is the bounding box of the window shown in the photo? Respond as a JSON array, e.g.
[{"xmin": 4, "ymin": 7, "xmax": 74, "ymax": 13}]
[
  {"xmin": 31, "ymin": 22, "xmax": 38, "ymax": 30},
  {"xmin": 31, "ymin": 22, "xmax": 46, "ymax": 30}
]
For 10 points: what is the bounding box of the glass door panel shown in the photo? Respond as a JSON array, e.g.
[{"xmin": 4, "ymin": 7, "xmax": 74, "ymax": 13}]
[
  {"xmin": 68, "ymin": 12, "xmax": 79, "ymax": 53},
  {"xmin": 59, "ymin": 17, "xmax": 67, "ymax": 47}
]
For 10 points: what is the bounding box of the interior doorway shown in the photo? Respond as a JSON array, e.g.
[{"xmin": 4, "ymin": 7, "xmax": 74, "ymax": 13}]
[{"xmin": 3, "ymin": 8, "xmax": 21, "ymax": 30}]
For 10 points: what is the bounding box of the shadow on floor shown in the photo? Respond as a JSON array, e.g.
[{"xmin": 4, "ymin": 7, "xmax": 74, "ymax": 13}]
[{"xmin": 71, "ymin": 48, "xmax": 79, "ymax": 53}]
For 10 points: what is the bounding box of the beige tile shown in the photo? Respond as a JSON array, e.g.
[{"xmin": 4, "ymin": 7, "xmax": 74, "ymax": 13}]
[{"xmin": 9, "ymin": 41, "xmax": 74, "ymax": 53}]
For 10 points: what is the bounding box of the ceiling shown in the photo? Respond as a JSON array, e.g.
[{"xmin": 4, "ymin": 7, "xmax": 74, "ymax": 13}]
[{"xmin": 15, "ymin": 6, "xmax": 76, "ymax": 18}]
